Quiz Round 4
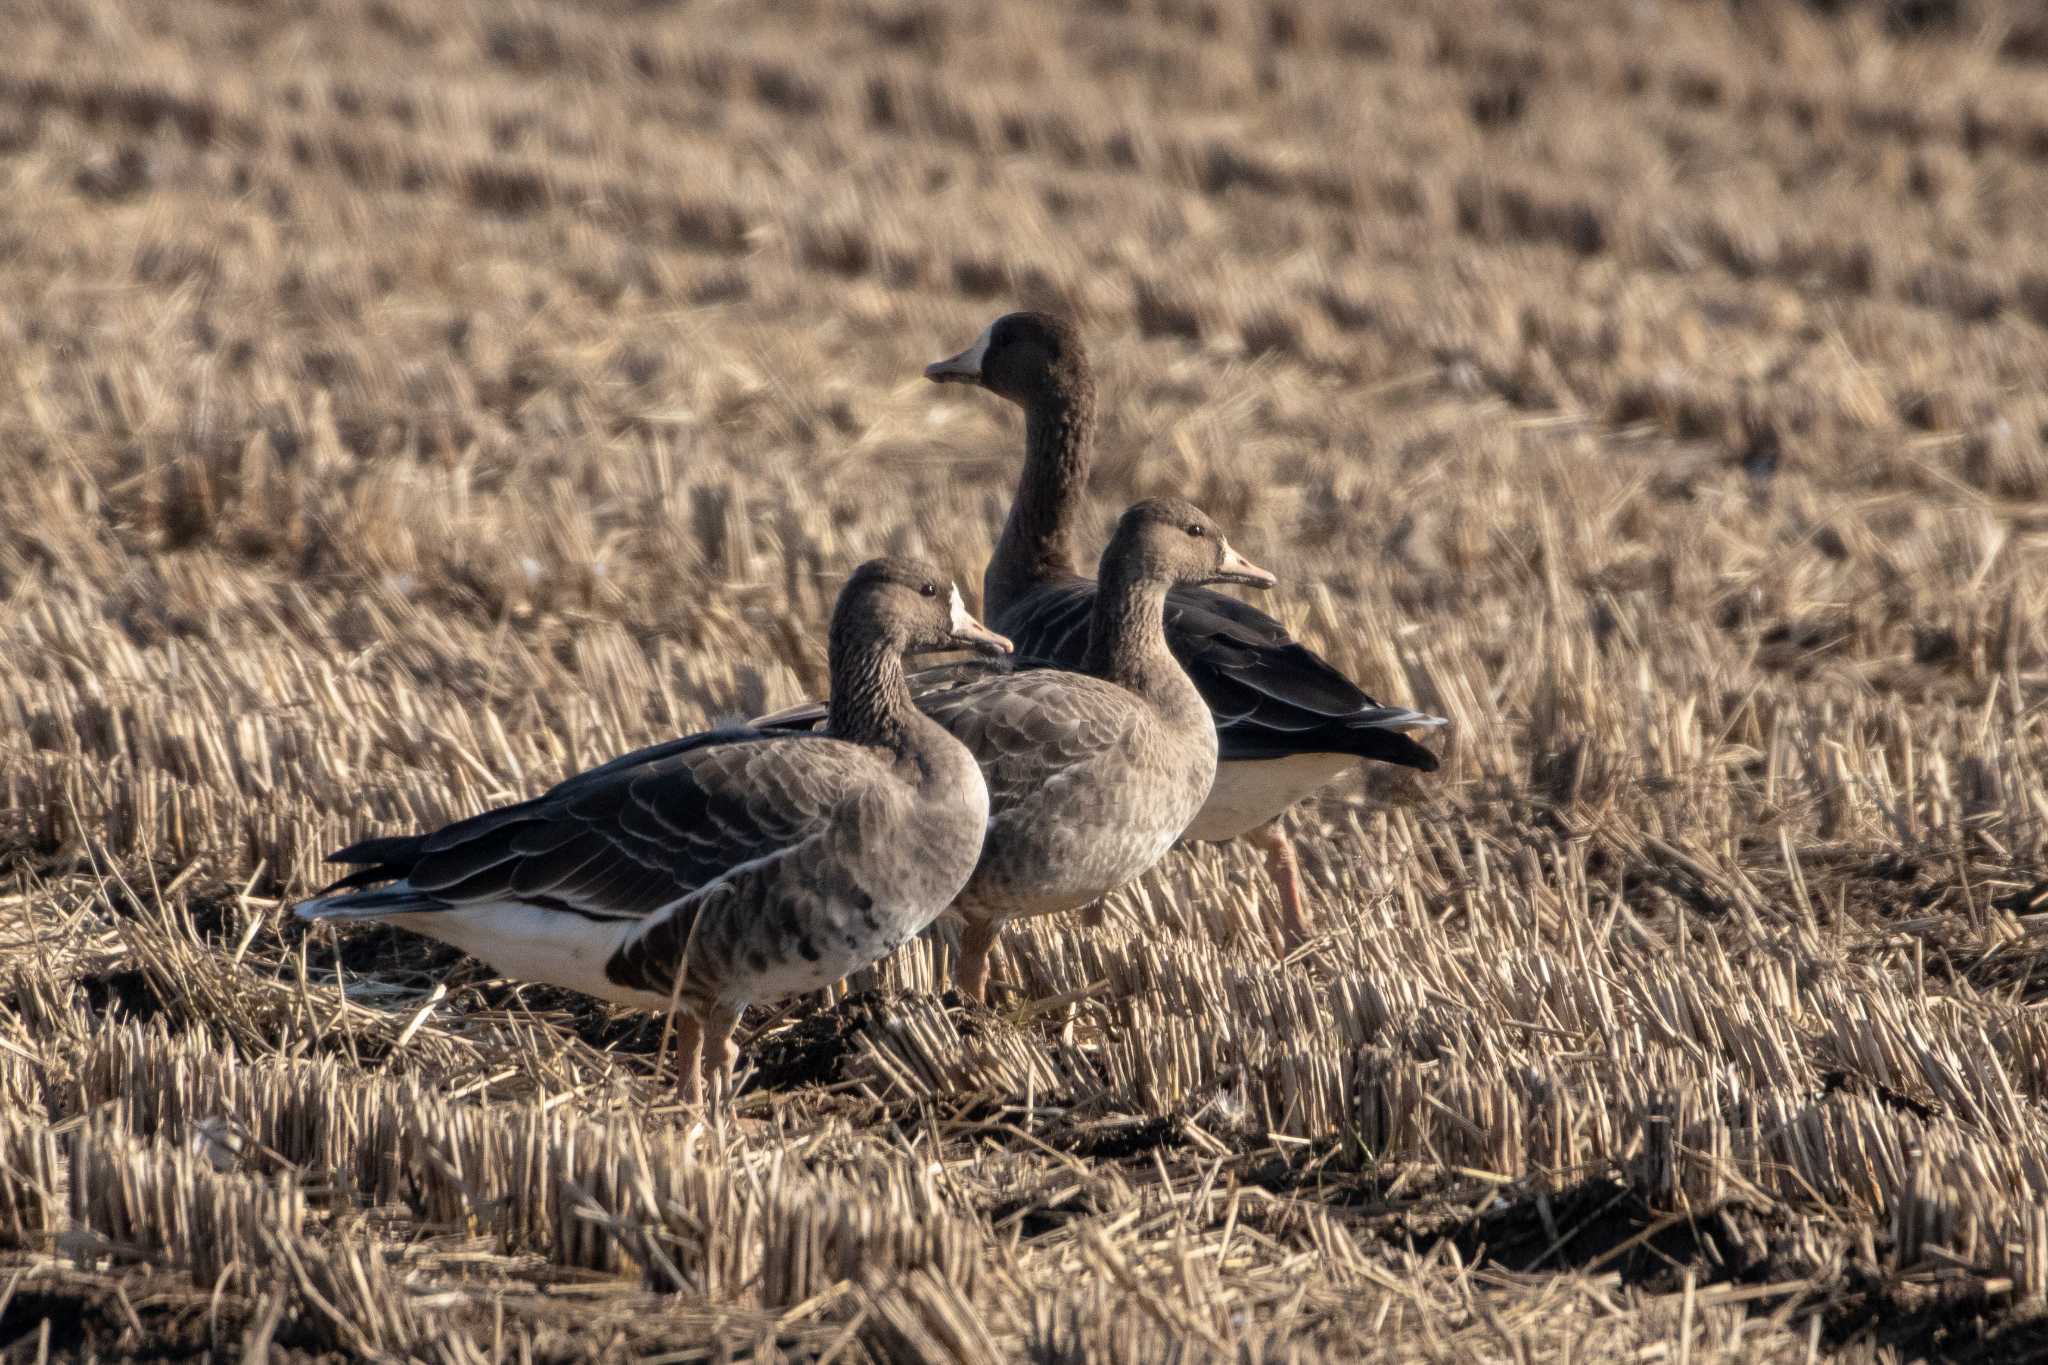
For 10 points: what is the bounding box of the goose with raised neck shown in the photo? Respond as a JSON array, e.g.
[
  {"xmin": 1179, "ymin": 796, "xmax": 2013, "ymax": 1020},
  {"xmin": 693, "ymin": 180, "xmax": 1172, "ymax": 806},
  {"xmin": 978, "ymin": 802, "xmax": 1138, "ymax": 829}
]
[
  {"xmin": 910, "ymin": 497, "xmax": 1275, "ymax": 1003},
  {"xmin": 924, "ymin": 311, "xmax": 1447, "ymax": 948}
]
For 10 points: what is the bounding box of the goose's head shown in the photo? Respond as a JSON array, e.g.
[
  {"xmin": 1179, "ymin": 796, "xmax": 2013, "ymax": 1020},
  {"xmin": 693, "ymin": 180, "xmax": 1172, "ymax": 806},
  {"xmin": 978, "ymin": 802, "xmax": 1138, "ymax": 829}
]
[
  {"xmin": 837, "ymin": 557, "xmax": 1014, "ymax": 658},
  {"xmin": 1107, "ymin": 498, "xmax": 1277, "ymax": 591},
  {"xmin": 924, "ymin": 311, "xmax": 1086, "ymax": 407}
]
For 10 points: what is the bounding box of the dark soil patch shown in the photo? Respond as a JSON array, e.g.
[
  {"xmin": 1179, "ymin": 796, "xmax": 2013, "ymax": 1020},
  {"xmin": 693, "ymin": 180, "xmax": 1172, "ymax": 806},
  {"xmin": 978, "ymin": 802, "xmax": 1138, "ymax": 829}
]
[
  {"xmin": 0, "ymin": 1284, "xmax": 245, "ymax": 1362},
  {"xmin": 288, "ymin": 915, "xmax": 469, "ymax": 982},
  {"xmin": 1241, "ymin": 1148, "xmax": 1418, "ymax": 1209},
  {"xmin": 1428, "ymin": 1176, "xmax": 1775, "ymax": 1292},
  {"xmin": 74, "ymin": 968, "xmax": 166, "ymax": 1024},
  {"xmin": 0, "ymin": 1279, "xmax": 365, "ymax": 1362},
  {"xmin": 1995, "ymin": 880, "xmax": 2048, "ymax": 918},
  {"xmin": 743, "ymin": 989, "xmax": 905, "ymax": 1094},
  {"xmin": 415, "ymin": 978, "xmax": 671, "ymax": 1055},
  {"xmin": 565, "ymin": 996, "xmax": 668, "ymax": 1055},
  {"xmin": 1820, "ymin": 1273, "xmax": 2048, "ymax": 1364},
  {"xmin": 0, "ymin": 813, "xmax": 45, "ymax": 877},
  {"xmin": 1421, "ymin": 1177, "xmax": 2048, "ymax": 1354},
  {"xmin": 987, "ymin": 1185, "xmax": 1109, "ymax": 1241},
  {"xmin": 1818, "ymin": 1067, "xmax": 1944, "ymax": 1121},
  {"xmin": 1057, "ymin": 1115, "xmax": 1184, "ymax": 1162}
]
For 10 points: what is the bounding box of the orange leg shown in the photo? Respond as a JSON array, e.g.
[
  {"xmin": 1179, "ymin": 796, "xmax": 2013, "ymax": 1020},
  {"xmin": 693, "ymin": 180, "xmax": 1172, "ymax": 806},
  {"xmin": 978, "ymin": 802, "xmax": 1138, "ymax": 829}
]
[
  {"xmin": 702, "ymin": 1005, "xmax": 742, "ymax": 1108},
  {"xmin": 671, "ymin": 1013, "xmax": 705, "ymax": 1105},
  {"xmin": 953, "ymin": 917, "xmax": 1003, "ymax": 1005},
  {"xmin": 1247, "ymin": 820, "xmax": 1313, "ymax": 949}
]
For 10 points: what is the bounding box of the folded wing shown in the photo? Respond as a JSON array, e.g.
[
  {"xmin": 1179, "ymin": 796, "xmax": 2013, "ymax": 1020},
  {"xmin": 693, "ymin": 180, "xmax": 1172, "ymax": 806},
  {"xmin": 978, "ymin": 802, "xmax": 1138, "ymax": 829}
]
[
  {"xmin": 752, "ymin": 579, "xmax": 1444, "ymax": 771},
  {"xmin": 304, "ymin": 729, "xmax": 861, "ymax": 927},
  {"xmin": 996, "ymin": 578, "xmax": 1446, "ymax": 770}
]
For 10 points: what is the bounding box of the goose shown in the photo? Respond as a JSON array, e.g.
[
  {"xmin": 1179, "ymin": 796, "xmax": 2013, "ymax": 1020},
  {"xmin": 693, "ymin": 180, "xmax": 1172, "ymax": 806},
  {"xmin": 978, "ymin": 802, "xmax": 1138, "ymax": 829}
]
[
  {"xmin": 295, "ymin": 558, "xmax": 1010, "ymax": 1103},
  {"xmin": 763, "ymin": 497, "xmax": 1275, "ymax": 1002},
  {"xmin": 924, "ymin": 311, "xmax": 1445, "ymax": 946}
]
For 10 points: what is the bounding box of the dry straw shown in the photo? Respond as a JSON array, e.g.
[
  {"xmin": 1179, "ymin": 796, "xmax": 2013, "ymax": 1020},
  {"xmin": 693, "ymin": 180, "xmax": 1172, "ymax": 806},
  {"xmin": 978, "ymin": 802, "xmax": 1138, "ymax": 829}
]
[{"xmin": 1, "ymin": 0, "xmax": 2047, "ymax": 1357}]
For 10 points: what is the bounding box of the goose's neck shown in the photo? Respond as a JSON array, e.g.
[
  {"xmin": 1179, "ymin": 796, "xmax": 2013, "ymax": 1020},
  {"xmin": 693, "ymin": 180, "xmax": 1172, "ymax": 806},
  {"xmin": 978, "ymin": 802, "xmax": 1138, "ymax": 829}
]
[
  {"xmin": 826, "ymin": 630, "xmax": 923, "ymax": 756},
  {"xmin": 985, "ymin": 384, "xmax": 1094, "ymax": 618},
  {"xmin": 1083, "ymin": 561, "xmax": 1179, "ymax": 698}
]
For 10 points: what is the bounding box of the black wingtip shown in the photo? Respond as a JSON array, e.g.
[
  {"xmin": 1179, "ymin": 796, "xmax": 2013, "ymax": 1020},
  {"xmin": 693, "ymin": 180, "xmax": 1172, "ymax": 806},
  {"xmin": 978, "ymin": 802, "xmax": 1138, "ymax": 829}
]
[
  {"xmin": 325, "ymin": 834, "xmax": 423, "ymax": 867},
  {"xmin": 317, "ymin": 863, "xmax": 410, "ymax": 895},
  {"xmin": 1349, "ymin": 728, "xmax": 1442, "ymax": 772},
  {"xmin": 320, "ymin": 834, "xmax": 427, "ymax": 894}
]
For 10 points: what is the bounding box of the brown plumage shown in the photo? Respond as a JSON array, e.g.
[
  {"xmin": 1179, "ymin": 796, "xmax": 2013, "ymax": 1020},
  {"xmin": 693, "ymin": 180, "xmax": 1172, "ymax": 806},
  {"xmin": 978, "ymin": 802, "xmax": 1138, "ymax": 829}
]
[
  {"xmin": 762, "ymin": 498, "xmax": 1276, "ymax": 1002},
  {"xmin": 298, "ymin": 558, "xmax": 1009, "ymax": 1104},
  {"xmin": 924, "ymin": 312, "xmax": 1447, "ymax": 946}
]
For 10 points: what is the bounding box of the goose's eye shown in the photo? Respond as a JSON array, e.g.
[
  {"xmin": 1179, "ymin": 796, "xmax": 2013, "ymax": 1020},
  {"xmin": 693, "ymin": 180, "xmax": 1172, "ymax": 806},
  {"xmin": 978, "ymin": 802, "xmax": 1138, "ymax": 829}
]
[
  {"xmin": 920, "ymin": 582, "xmax": 938, "ymax": 597},
  {"xmin": 1185, "ymin": 523, "xmax": 1205, "ymax": 537}
]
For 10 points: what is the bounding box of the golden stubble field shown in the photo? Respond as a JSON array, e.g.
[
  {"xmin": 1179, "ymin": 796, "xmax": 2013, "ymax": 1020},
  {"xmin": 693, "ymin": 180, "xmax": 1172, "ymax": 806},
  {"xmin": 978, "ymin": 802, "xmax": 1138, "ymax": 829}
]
[{"xmin": 1, "ymin": 0, "xmax": 2047, "ymax": 1358}]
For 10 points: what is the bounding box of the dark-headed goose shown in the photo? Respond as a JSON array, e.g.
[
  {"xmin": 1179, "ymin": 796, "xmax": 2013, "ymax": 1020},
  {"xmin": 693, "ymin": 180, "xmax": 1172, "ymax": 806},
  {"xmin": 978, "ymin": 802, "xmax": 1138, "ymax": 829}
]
[
  {"xmin": 296, "ymin": 559, "xmax": 1009, "ymax": 1103},
  {"xmin": 922, "ymin": 311, "xmax": 1445, "ymax": 946},
  {"xmin": 763, "ymin": 498, "xmax": 1274, "ymax": 1002}
]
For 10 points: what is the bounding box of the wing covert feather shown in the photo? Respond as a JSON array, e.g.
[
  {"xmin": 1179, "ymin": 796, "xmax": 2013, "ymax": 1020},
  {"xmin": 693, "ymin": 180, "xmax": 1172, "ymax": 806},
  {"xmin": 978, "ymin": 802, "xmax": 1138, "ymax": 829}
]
[
  {"xmin": 995, "ymin": 579, "xmax": 1439, "ymax": 770},
  {"xmin": 391, "ymin": 732, "xmax": 874, "ymax": 922},
  {"xmin": 917, "ymin": 670, "xmax": 1139, "ymax": 810}
]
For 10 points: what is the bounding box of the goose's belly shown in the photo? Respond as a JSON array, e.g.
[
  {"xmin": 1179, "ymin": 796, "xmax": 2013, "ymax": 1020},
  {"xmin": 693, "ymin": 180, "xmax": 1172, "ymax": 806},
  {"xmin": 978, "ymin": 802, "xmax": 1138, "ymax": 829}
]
[
  {"xmin": 408, "ymin": 894, "xmax": 917, "ymax": 1017},
  {"xmin": 966, "ymin": 821, "xmax": 1187, "ymax": 921},
  {"xmin": 700, "ymin": 799, "xmax": 988, "ymax": 1008},
  {"xmin": 1181, "ymin": 753, "xmax": 1357, "ymax": 843},
  {"xmin": 384, "ymin": 904, "xmax": 673, "ymax": 1010},
  {"xmin": 962, "ymin": 761, "xmax": 1210, "ymax": 922},
  {"xmin": 724, "ymin": 910, "xmax": 928, "ymax": 1005}
]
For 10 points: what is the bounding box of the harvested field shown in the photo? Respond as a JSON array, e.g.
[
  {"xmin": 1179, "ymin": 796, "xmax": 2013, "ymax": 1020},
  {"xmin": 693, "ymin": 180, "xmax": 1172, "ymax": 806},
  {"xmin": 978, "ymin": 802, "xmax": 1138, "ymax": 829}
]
[{"xmin": 3, "ymin": 0, "xmax": 2048, "ymax": 1357}]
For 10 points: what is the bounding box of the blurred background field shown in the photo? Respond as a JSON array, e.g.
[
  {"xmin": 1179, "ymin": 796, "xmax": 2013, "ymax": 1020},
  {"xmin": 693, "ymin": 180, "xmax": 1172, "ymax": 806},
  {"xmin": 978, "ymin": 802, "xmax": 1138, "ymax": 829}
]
[{"xmin": 1, "ymin": 0, "xmax": 2047, "ymax": 1358}]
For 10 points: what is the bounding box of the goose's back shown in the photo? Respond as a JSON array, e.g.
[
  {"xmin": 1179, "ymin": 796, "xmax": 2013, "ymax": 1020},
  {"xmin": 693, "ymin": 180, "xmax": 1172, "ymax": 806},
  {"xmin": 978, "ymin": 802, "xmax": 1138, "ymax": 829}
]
[{"xmin": 993, "ymin": 577, "xmax": 1439, "ymax": 770}]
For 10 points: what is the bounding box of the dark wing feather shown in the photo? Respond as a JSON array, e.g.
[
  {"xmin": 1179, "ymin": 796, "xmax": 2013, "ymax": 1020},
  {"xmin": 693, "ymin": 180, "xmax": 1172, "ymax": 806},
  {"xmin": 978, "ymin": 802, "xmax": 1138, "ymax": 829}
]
[
  {"xmin": 323, "ymin": 729, "xmax": 751, "ymax": 883},
  {"xmin": 994, "ymin": 579, "xmax": 1444, "ymax": 771},
  {"xmin": 316, "ymin": 728, "xmax": 859, "ymax": 923},
  {"xmin": 750, "ymin": 577, "xmax": 1443, "ymax": 771}
]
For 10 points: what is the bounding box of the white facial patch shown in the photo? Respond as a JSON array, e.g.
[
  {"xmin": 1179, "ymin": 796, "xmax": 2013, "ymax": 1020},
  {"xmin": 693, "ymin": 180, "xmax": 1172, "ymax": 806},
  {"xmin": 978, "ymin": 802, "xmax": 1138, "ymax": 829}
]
[{"xmin": 948, "ymin": 584, "xmax": 976, "ymax": 633}]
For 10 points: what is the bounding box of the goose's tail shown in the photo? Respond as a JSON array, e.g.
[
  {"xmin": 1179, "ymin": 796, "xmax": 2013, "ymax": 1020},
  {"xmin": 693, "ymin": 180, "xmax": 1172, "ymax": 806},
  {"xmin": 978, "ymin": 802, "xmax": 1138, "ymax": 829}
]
[
  {"xmin": 1341, "ymin": 705, "xmax": 1449, "ymax": 772},
  {"xmin": 295, "ymin": 833, "xmax": 440, "ymax": 921}
]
